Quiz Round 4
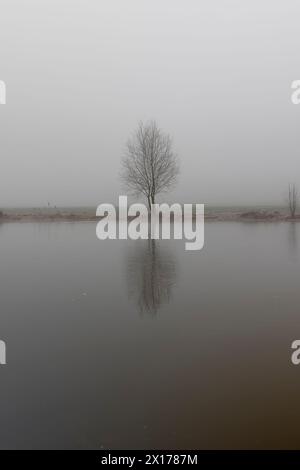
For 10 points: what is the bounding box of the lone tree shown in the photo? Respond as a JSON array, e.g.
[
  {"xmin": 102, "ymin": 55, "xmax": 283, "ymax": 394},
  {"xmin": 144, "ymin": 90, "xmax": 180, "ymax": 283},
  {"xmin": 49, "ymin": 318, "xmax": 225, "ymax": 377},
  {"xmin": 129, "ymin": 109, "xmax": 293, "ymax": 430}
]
[
  {"xmin": 121, "ymin": 121, "xmax": 179, "ymax": 210},
  {"xmin": 288, "ymin": 184, "xmax": 297, "ymax": 218}
]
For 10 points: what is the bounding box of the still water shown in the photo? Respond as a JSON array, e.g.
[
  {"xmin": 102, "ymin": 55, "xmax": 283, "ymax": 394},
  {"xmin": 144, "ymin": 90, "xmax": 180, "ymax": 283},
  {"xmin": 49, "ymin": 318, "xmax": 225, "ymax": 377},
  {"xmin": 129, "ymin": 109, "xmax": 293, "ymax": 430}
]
[{"xmin": 0, "ymin": 221, "xmax": 300, "ymax": 449}]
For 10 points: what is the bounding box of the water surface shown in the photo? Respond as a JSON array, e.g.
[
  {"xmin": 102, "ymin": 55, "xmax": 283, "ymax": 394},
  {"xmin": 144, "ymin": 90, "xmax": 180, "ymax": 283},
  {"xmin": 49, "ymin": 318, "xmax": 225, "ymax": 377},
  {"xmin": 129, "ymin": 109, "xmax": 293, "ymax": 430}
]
[{"xmin": 0, "ymin": 221, "xmax": 300, "ymax": 449}]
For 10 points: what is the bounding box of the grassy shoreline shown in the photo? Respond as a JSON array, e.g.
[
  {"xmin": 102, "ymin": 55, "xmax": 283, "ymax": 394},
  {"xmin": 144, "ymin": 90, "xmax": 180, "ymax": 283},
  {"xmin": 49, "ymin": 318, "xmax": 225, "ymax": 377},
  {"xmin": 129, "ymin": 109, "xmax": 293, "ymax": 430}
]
[{"xmin": 0, "ymin": 207, "xmax": 300, "ymax": 223}]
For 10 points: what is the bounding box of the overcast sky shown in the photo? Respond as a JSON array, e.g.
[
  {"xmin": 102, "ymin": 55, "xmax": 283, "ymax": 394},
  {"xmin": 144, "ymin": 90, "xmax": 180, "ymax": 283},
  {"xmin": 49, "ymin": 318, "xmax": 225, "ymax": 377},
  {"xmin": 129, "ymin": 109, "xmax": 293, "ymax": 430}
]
[{"xmin": 0, "ymin": 0, "xmax": 299, "ymax": 207}]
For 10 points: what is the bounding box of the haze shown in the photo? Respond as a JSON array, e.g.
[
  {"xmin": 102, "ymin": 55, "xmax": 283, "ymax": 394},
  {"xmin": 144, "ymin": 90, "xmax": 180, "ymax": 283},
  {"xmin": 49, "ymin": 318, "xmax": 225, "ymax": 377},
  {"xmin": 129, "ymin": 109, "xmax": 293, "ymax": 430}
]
[{"xmin": 0, "ymin": 0, "xmax": 299, "ymax": 207}]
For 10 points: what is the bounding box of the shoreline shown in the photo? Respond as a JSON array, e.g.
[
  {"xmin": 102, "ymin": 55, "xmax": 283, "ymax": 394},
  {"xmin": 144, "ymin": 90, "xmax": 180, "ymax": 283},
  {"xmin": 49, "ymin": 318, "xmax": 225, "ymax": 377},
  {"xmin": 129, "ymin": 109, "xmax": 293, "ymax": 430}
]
[{"xmin": 1, "ymin": 209, "xmax": 300, "ymax": 223}]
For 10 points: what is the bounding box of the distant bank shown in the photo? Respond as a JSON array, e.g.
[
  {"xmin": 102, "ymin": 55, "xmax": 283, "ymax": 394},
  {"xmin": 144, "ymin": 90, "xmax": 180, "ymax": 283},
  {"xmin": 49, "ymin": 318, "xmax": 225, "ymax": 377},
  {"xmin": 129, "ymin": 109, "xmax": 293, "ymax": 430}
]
[{"xmin": 0, "ymin": 207, "xmax": 299, "ymax": 222}]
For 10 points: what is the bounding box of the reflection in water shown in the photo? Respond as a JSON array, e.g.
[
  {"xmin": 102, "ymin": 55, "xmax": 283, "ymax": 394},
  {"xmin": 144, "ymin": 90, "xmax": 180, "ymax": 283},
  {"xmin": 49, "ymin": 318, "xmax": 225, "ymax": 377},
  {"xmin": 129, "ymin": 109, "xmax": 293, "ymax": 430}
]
[
  {"xmin": 3, "ymin": 222, "xmax": 300, "ymax": 448},
  {"xmin": 126, "ymin": 240, "xmax": 176, "ymax": 315},
  {"xmin": 288, "ymin": 222, "xmax": 298, "ymax": 259}
]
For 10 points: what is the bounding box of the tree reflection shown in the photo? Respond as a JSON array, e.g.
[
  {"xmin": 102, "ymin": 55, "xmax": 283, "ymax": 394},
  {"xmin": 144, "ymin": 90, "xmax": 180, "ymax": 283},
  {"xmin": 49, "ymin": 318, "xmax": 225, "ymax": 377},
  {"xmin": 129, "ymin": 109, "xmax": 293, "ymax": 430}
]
[
  {"xmin": 288, "ymin": 222, "xmax": 298, "ymax": 260},
  {"xmin": 126, "ymin": 239, "xmax": 176, "ymax": 315}
]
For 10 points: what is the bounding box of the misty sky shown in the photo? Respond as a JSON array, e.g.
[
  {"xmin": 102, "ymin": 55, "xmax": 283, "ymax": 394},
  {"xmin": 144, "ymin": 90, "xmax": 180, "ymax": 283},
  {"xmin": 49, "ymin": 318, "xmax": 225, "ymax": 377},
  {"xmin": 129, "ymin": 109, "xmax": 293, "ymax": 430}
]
[{"xmin": 0, "ymin": 0, "xmax": 299, "ymax": 207}]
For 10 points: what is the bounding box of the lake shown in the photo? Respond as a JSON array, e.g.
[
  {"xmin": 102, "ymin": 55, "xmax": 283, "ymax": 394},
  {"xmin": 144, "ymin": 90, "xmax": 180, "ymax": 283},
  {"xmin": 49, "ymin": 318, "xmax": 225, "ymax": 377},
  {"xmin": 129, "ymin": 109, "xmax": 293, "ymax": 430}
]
[{"xmin": 0, "ymin": 221, "xmax": 300, "ymax": 449}]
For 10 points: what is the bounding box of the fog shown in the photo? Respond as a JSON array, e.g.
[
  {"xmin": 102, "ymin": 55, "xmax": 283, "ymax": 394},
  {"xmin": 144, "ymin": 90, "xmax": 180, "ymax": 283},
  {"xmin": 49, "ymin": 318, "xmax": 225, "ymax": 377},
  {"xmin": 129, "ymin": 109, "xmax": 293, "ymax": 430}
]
[{"xmin": 0, "ymin": 0, "xmax": 299, "ymax": 207}]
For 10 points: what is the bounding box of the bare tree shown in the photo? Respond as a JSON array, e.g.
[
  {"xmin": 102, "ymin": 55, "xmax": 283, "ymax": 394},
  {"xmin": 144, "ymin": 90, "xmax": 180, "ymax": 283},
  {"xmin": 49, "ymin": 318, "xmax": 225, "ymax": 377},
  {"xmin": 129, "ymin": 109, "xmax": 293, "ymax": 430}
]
[
  {"xmin": 121, "ymin": 121, "xmax": 179, "ymax": 210},
  {"xmin": 288, "ymin": 184, "xmax": 297, "ymax": 218}
]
